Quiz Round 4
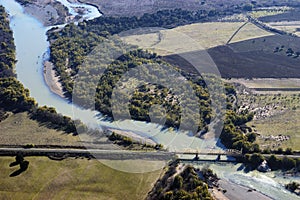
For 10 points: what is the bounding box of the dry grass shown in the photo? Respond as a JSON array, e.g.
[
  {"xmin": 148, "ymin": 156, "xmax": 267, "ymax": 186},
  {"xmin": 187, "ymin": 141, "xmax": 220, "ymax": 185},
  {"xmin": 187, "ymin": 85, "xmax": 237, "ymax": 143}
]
[
  {"xmin": 267, "ymin": 21, "xmax": 300, "ymax": 36},
  {"xmin": 122, "ymin": 22, "xmax": 273, "ymax": 55},
  {"xmin": 233, "ymin": 79, "xmax": 300, "ymax": 150},
  {"xmin": 228, "ymin": 78, "xmax": 300, "ymax": 89},
  {"xmin": 250, "ymin": 9, "xmax": 288, "ymax": 19},
  {"xmin": 229, "ymin": 22, "xmax": 273, "ymax": 44},
  {"xmin": 0, "ymin": 157, "xmax": 162, "ymax": 199},
  {"xmin": 248, "ymin": 110, "xmax": 300, "ymax": 150}
]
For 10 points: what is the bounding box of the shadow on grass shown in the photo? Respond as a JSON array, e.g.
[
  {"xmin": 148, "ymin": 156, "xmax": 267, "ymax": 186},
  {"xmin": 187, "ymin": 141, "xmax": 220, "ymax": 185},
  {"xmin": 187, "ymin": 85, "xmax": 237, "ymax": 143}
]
[
  {"xmin": 9, "ymin": 161, "xmax": 29, "ymax": 177},
  {"xmin": 9, "ymin": 161, "xmax": 19, "ymax": 167}
]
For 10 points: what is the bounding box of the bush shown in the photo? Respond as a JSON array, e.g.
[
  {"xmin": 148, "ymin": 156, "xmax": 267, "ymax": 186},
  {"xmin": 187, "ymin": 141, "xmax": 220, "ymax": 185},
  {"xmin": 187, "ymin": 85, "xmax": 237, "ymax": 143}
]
[
  {"xmin": 284, "ymin": 148, "xmax": 293, "ymax": 155},
  {"xmin": 172, "ymin": 175, "xmax": 183, "ymax": 189},
  {"xmin": 246, "ymin": 153, "xmax": 264, "ymax": 169},
  {"xmin": 282, "ymin": 156, "xmax": 296, "ymax": 170}
]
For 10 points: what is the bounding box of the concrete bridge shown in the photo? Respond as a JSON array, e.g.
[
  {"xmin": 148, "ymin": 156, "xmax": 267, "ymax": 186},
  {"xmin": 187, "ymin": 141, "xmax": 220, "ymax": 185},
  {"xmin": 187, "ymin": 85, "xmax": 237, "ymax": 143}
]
[
  {"xmin": 174, "ymin": 149, "xmax": 243, "ymax": 163},
  {"xmin": 0, "ymin": 146, "xmax": 245, "ymax": 162},
  {"xmin": 174, "ymin": 149, "xmax": 243, "ymax": 157}
]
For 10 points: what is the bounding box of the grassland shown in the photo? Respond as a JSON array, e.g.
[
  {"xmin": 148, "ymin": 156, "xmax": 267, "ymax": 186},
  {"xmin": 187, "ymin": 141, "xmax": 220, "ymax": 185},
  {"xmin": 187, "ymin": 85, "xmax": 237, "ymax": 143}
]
[
  {"xmin": 259, "ymin": 8, "xmax": 300, "ymax": 36},
  {"xmin": 228, "ymin": 78, "xmax": 300, "ymax": 90},
  {"xmin": 267, "ymin": 21, "xmax": 300, "ymax": 36},
  {"xmin": 0, "ymin": 112, "xmax": 82, "ymax": 146},
  {"xmin": 122, "ymin": 22, "xmax": 272, "ymax": 55},
  {"xmin": 0, "ymin": 157, "xmax": 162, "ymax": 199},
  {"xmin": 248, "ymin": 110, "xmax": 300, "ymax": 151},
  {"xmin": 234, "ymin": 82, "xmax": 300, "ymax": 150},
  {"xmin": 229, "ymin": 22, "xmax": 273, "ymax": 44},
  {"xmin": 250, "ymin": 7, "xmax": 291, "ymax": 19}
]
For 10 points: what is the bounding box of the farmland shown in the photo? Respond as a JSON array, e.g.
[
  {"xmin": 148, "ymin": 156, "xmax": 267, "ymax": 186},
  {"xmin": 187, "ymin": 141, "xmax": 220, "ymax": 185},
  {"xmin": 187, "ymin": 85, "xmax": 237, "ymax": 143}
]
[
  {"xmin": 121, "ymin": 21, "xmax": 273, "ymax": 54},
  {"xmin": 121, "ymin": 20, "xmax": 300, "ymax": 79}
]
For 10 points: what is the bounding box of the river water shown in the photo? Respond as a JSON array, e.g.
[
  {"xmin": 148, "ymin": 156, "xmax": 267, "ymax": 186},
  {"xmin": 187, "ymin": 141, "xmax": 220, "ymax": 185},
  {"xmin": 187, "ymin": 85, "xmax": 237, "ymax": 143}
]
[
  {"xmin": 0, "ymin": 0, "xmax": 299, "ymax": 199},
  {"xmin": 0, "ymin": 0, "xmax": 219, "ymax": 153}
]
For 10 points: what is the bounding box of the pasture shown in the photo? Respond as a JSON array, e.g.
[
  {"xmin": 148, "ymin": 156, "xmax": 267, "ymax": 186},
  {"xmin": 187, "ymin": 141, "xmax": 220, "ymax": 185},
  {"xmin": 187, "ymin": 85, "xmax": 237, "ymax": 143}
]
[
  {"xmin": 248, "ymin": 110, "xmax": 300, "ymax": 151},
  {"xmin": 122, "ymin": 22, "xmax": 272, "ymax": 55},
  {"xmin": 0, "ymin": 112, "xmax": 82, "ymax": 147},
  {"xmin": 0, "ymin": 157, "xmax": 162, "ymax": 199},
  {"xmin": 0, "ymin": 112, "xmax": 125, "ymax": 150},
  {"xmin": 234, "ymin": 82, "xmax": 300, "ymax": 150}
]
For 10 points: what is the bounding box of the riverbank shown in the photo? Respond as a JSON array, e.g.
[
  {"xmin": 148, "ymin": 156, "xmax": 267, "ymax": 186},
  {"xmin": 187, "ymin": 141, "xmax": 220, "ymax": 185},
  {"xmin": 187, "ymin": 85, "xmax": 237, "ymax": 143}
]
[
  {"xmin": 16, "ymin": 0, "xmax": 70, "ymax": 26},
  {"xmin": 107, "ymin": 128, "xmax": 157, "ymax": 146},
  {"xmin": 214, "ymin": 179, "xmax": 272, "ymax": 200},
  {"xmin": 43, "ymin": 61, "xmax": 65, "ymax": 98}
]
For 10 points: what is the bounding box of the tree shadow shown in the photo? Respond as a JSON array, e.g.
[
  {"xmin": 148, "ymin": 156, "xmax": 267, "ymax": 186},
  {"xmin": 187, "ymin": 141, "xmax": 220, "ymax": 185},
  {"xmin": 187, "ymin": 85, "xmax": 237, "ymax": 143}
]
[
  {"xmin": 9, "ymin": 161, "xmax": 29, "ymax": 177},
  {"xmin": 9, "ymin": 161, "xmax": 19, "ymax": 167}
]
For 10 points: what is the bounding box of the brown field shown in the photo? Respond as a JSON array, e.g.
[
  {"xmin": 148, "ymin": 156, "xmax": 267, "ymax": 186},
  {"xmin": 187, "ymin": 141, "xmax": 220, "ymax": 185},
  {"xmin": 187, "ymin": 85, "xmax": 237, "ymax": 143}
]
[
  {"xmin": 120, "ymin": 20, "xmax": 300, "ymax": 79},
  {"xmin": 208, "ymin": 33, "xmax": 300, "ymax": 78}
]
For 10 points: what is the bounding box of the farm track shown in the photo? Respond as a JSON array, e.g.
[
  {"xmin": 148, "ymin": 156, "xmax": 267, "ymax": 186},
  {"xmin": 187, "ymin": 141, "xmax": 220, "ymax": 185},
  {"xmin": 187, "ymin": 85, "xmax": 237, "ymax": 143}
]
[{"xmin": 226, "ymin": 22, "xmax": 249, "ymax": 45}]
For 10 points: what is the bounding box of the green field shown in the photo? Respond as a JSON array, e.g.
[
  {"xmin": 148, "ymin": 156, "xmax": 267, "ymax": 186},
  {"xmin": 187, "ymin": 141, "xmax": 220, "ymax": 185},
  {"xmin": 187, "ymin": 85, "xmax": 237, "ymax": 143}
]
[
  {"xmin": 0, "ymin": 112, "xmax": 83, "ymax": 146},
  {"xmin": 0, "ymin": 157, "xmax": 162, "ymax": 199}
]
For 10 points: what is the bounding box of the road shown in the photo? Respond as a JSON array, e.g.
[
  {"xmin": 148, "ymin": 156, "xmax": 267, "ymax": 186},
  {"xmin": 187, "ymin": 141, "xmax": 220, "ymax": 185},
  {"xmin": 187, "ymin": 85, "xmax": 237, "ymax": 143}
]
[
  {"xmin": 0, "ymin": 147, "xmax": 175, "ymax": 161},
  {"xmin": 1, "ymin": 147, "xmax": 299, "ymax": 161}
]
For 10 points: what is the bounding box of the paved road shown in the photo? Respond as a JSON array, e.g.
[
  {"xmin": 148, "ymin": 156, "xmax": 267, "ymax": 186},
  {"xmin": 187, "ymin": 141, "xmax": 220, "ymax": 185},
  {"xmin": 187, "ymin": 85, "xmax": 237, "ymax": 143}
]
[
  {"xmin": 1, "ymin": 147, "xmax": 299, "ymax": 161},
  {"xmin": 0, "ymin": 147, "xmax": 175, "ymax": 160}
]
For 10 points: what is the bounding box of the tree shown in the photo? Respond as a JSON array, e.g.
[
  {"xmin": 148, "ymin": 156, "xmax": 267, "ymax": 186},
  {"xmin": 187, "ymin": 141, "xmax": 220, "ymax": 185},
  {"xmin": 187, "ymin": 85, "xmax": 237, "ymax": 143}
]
[
  {"xmin": 284, "ymin": 148, "xmax": 293, "ymax": 155},
  {"xmin": 267, "ymin": 155, "xmax": 281, "ymax": 170},
  {"xmin": 249, "ymin": 153, "xmax": 264, "ymax": 168},
  {"xmin": 247, "ymin": 132, "xmax": 256, "ymax": 143},
  {"xmin": 15, "ymin": 154, "xmax": 24, "ymax": 164},
  {"xmin": 282, "ymin": 156, "xmax": 296, "ymax": 170},
  {"xmin": 243, "ymin": 4, "xmax": 253, "ymax": 11},
  {"xmin": 172, "ymin": 175, "xmax": 183, "ymax": 189}
]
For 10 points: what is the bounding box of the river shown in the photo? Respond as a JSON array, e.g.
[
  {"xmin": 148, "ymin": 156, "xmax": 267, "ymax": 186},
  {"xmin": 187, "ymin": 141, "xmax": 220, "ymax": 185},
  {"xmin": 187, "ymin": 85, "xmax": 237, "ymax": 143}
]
[
  {"xmin": 0, "ymin": 0, "xmax": 299, "ymax": 199},
  {"xmin": 0, "ymin": 0, "xmax": 219, "ymax": 153}
]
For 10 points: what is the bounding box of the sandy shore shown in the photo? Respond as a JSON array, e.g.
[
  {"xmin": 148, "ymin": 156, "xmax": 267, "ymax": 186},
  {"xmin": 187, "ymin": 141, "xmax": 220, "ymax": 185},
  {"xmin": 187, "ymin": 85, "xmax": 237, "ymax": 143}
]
[
  {"xmin": 107, "ymin": 128, "xmax": 157, "ymax": 146},
  {"xmin": 214, "ymin": 179, "xmax": 272, "ymax": 200},
  {"xmin": 16, "ymin": 0, "xmax": 70, "ymax": 26},
  {"xmin": 210, "ymin": 187, "xmax": 229, "ymax": 200},
  {"xmin": 43, "ymin": 61, "xmax": 65, "ymax": 98}
]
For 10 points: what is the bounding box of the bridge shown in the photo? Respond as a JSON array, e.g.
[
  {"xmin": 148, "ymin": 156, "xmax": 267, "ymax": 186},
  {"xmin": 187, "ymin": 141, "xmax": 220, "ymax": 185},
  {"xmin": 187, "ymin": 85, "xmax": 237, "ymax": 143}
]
[
  {"xmin": 174, "ymin": 149, "xmax": 243, "ymax": 157},
  {"xmin": 0, "ymin": 147, "xmax": 175, "ymax": 161},
  {"xmin": 1, "ymin": 146, "xmax": 299, "ymax": 163},
  {"xmin": 174, "ymin": 149, "xmax": 243, "ymax": 163},
  {"xmin": 0, "ymin": 146, "xmax": 243, "ymax": 160}
]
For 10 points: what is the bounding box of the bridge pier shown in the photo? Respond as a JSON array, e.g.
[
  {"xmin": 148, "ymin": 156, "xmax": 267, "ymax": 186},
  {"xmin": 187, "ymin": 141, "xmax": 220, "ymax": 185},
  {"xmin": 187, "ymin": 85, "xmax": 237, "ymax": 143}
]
[{"xmin": 194, "ymin": 153, "xmax": 199, "ymax": 160}]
